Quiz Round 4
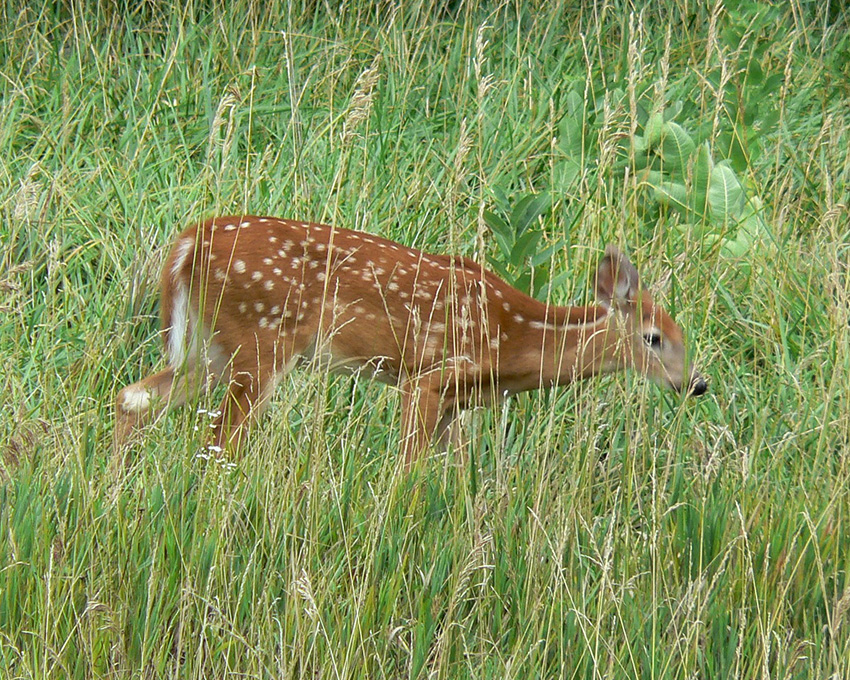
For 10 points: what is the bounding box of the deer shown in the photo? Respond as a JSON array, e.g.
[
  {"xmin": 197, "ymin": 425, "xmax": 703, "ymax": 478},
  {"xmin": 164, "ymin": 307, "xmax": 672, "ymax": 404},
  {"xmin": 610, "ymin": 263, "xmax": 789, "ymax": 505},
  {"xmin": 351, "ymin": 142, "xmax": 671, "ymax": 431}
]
[{"xmin": 114, "ymin": 216, "xmax": 707, "ymax": 467}]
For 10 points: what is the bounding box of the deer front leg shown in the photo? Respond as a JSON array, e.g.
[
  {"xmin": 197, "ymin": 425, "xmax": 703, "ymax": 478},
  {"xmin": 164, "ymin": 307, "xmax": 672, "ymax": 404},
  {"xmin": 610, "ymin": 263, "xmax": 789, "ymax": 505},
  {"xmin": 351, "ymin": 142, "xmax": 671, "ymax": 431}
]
[
  {"xmin": 209, "ymin": 366, "xmax": 281, "ymax": 455},
  {"xmin": 399, "ymin": 376, "xmax": 450, "ymax": 469},
  {"xmin": 435, "ymin": 407, "xmax": 467, "ymax": 457},
  {"xmin": 399, "ymin": 366, "xmax": 466, "ymax": 469}
]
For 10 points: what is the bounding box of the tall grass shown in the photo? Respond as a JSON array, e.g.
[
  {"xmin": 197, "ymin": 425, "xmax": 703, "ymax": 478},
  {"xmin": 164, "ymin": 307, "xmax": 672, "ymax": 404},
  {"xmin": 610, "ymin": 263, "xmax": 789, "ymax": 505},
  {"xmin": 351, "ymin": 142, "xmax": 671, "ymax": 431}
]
[{"xmin": 1, "ymin": 1, "xmax": 849, "ymax": 678}]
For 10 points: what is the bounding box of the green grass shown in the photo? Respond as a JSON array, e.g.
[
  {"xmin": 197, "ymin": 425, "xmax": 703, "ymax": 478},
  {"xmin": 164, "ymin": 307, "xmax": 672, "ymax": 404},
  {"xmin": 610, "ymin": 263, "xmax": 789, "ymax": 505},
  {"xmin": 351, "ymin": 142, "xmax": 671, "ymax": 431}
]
[{"xmin": 2, "ymin": 1, "xmax": 849, "ymax": 677}]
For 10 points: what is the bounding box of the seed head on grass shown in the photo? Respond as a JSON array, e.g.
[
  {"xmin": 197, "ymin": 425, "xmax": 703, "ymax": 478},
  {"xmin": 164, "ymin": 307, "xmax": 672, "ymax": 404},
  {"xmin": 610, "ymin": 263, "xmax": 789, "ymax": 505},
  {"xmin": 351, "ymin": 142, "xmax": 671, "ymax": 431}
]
[
  {"xmin": 13, "ymin": 162, "xmax": 43, "ymax": 224},
  {"xmin": 293, "ymin": 569, "xmax": 319, "ymax": 622},
  {"xmin": 474, "ymin": 22, "xmax": 494, "ymax": 103},
  {"xmin": 207, "ymin": 86, "xmax": 241, "ymax": 170},
  {"xmin": 342, "ymin": 54, "xmax": 382, "ymax": 146}
]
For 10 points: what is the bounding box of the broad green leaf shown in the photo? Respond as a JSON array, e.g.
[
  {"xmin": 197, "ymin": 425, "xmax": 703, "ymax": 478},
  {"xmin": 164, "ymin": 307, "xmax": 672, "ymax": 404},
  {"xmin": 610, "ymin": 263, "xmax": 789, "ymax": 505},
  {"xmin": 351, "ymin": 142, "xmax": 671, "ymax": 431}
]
[
  {"xmin": 511, "ymin": 230, "xmax": 543, "ymax": 265},
  {"xmin": 728, "ymin": 134, "xmax": 748, "ymax": 172},
  {"xmin": 660, "ymin": 121, "xmax": 696, "ymax": 171},
  {"xmin": 708, "ymin": 161, "xmax": 744, "ymax": 226},
  {"xmin": 664, "ymin": 100, "xmax": 683, "ymax": 121},
  {"xmin": 558, "ymin": 116, "xmax": 584, "ymax": 157},
  {"xmin": 566, "ymin": 90, "xmax": 583, "ymax": 116},
  {"xmin": 514, "ymin": 271, "xmax": 532, "ymax": 295},
  {"xmin": 485, "ymin": 255, "xmax": 512, "ymax": 283},
  {"xmin": 490, "ymin": 186, "xmax": 509, "ymax": 212},
  {"xmin": 643, "ymin": 169, "xmax": 665, "ymax": 186},
  {"xmin": 511, "ymin": 193, "xmax": 552, "ymax": 233},
  {"xmin": 747, "ymin": 60, "xmax": 764, "ymax": 86},
  {"xmin": 530, "ymin": 239, "xmax": 566, "ymax": 267},
  {"xmin": 737, "ymin": 197, "xmax": 770, "ymax": 244},
  {"xmin": 652, "ymin": 180, "xmax": 689, "ymax": 215},
  {"xmin": 721, "ymin": 237, "xmax": 749, "ymax": 258},
  {"xmin": 763, "ymin": 73, "xmax": 783, "ymax": 93},
  {"xmin": 530, "ymin": 264, "xmax": 551, "ymax": 299},
  {"xmin": 554, "ymin": 159, "xmax": 581, "ymax": 191},
  {"xmin": 483, "ymin": 209, "xmax": 511, "ymax": 238},
  {"xmin": 692, "ymin": 142, "xmax": 712, "ymax": 221},
  {"xmin": 645, "ymin": 112, "xmax": 664, "ymax": 148},
  {"xmin": 483, "ymin": 210, "xmax": 512, "ymax": 255},
  {"xmin": 536, "ymin": 270, "xmax": 571, "ymax": 301}
]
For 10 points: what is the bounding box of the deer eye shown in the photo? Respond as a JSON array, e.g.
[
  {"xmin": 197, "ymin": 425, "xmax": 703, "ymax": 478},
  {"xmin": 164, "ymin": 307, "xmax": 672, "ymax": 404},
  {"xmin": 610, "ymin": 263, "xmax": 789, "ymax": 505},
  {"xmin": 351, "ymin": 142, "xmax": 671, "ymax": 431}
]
[{"xmin": 643, "ymin": 331, "xmax": 663, "ymax": 349}]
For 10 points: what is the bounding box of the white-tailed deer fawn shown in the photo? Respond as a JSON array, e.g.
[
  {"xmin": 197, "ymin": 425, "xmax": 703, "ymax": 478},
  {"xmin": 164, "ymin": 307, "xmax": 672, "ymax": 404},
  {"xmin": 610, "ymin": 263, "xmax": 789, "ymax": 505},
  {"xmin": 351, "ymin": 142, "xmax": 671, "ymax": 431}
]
[{"xmin": 115, "ymin": 216, "xmax": 706, "ymax": 466}]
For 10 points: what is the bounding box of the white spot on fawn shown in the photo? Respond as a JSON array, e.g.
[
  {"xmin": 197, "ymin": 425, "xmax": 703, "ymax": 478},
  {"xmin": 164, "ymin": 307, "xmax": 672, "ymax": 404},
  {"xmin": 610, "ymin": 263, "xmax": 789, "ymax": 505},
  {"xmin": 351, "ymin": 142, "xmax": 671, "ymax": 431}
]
[
  {"xmin": 252, "ymin": 271, "xmax": 263, "ymax": 281},
  {"xmin": 234, "ymin": 260, "xmax": 246, "ymax": 274},
  {"xmin": 254, "ymin": 302, "xmax": 265, "ymax": 313}
]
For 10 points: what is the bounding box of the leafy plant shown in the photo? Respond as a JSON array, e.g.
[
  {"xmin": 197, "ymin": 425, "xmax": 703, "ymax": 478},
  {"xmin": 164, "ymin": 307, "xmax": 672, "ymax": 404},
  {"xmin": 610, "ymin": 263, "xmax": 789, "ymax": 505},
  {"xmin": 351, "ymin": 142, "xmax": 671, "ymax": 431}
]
[
  {"xmin": 635, "ymin": 107, "xmax": 772, "ymax": 257},
  {"xmin": 482, "ymin": 190, "xmax": 570, "ymax": 300}
]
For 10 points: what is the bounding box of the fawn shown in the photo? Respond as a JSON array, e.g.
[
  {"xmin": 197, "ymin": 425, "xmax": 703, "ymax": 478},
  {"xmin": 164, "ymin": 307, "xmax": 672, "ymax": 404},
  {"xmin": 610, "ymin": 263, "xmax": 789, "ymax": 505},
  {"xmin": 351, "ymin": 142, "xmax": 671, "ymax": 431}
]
[{"xmin": 115, "ymin": 216, "xmax": 706, "ymax": 465}]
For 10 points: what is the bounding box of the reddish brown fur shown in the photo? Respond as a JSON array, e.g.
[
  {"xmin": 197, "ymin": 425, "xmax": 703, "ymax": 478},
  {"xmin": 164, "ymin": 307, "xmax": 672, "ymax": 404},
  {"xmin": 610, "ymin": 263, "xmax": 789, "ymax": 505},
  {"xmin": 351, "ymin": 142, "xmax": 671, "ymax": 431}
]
[{"xmin": 115, "ymin": 216, "xmax": 705, "ymax": 466}]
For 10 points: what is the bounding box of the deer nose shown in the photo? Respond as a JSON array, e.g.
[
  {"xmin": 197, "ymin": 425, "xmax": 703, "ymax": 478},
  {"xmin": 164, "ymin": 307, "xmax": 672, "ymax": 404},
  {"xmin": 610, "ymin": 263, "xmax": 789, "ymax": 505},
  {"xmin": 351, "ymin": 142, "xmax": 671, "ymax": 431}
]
[{"xmin": 689, "ymin": 374, "xmax": 707, "ymax": 396}]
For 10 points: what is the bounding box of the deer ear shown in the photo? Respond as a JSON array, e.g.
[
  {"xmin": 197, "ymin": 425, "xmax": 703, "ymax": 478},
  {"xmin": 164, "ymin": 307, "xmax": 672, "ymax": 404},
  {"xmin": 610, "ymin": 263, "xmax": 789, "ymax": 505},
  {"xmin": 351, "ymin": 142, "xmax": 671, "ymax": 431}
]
[{"xmin": 594, "ymin": 245, "xmax": 641, "ymax": 305}]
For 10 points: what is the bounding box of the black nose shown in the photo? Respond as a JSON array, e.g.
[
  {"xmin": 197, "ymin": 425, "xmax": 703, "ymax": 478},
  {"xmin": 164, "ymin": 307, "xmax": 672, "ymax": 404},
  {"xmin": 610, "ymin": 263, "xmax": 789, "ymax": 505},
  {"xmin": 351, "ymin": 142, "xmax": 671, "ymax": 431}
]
[{"xmin": 689, "ymin": 376, "xmax": 707, "ymax": 396}]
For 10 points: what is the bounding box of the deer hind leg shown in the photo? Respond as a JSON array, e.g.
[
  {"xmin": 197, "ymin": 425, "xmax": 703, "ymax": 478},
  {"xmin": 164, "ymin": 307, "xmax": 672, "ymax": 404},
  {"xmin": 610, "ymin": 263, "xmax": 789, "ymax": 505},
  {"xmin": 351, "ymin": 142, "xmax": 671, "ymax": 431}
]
[
  {"xmin": 114, "ymin": 367, "xmax": 179, "ymax": 451},
  {"xmin": 114, "ymin": 339, "xmax": 228, "ymax": 455}
]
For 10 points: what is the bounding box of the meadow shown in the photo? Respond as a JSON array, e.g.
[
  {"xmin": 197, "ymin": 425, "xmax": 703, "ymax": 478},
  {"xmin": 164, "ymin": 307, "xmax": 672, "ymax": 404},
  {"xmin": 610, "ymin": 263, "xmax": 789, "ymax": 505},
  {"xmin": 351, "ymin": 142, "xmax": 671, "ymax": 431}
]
[{"xmin": 1, "ymin": 1, "xmax": 849, "ymax": 677}]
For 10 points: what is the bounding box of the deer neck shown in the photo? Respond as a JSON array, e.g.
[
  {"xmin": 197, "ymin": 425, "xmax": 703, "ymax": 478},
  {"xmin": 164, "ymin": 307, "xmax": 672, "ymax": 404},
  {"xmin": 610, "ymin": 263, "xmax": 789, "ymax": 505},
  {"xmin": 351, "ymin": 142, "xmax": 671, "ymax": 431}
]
[{"xmin": 498, "ymin": 302, "xmax": 623, "ymax": 394}]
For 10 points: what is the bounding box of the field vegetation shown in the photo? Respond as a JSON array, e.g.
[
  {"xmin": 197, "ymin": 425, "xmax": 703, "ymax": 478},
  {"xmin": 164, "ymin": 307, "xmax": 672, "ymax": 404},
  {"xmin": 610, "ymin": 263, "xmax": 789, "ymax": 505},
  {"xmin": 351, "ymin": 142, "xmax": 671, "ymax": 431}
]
[{"xmin": 1, "ymin": 0, "xmax": 849, "ymax": 677}]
